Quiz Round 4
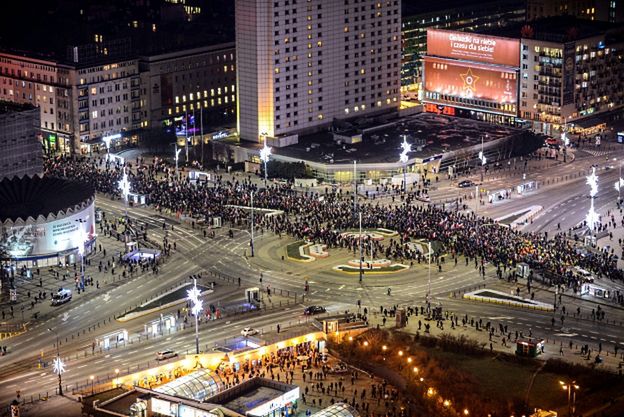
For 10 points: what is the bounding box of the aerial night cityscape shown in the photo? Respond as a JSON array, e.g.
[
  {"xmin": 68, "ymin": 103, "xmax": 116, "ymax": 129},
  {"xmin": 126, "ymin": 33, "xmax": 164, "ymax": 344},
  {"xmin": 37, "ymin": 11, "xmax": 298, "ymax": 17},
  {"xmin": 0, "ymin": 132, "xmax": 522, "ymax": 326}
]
[{"xmin": 2, "ymin": 1, "xmax": 624, "ymax": 417}]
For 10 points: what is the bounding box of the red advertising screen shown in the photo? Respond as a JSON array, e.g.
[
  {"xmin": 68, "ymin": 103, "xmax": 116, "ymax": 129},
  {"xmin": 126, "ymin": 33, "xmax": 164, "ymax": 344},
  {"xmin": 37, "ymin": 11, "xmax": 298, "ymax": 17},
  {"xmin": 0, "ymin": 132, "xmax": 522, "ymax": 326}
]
[
  {"xmin": 423, "ymin": 56, "xmax": 518, "ymax": 106},
  {"xmin": 427, "ymin": 29, "xmax": 520, "ymax": 68}
]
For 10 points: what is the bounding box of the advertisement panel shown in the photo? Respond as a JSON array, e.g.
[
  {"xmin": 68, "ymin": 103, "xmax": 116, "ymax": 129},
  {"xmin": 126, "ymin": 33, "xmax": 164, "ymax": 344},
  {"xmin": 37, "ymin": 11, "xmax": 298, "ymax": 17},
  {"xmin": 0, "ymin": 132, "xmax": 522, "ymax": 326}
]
[
  {"xmin": 424, "ymin": 56, "xmax": 518, "ymax": 106},
  {"xmin": 427, "ymin": 29, "xmax": 520, "ymax": 67},
  {"xmin": 0, "ymin": 203, "xmax": 95, "ymax": 258},
  {"xmin": 562, "ymin": 41, "xmax": 576, "ymax": 105}
]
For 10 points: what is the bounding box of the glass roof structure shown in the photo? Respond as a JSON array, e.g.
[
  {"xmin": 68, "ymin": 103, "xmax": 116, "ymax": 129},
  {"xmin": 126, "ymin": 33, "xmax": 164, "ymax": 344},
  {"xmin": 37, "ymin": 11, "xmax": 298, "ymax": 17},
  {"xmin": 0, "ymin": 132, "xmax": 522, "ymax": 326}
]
[
  {"xmin": 310, "ymin": 403, "xmax": 360, "ymax": 417},
  {"xmin": 154, "ymin": 369, "xmax": 225, "ymax": 401}
]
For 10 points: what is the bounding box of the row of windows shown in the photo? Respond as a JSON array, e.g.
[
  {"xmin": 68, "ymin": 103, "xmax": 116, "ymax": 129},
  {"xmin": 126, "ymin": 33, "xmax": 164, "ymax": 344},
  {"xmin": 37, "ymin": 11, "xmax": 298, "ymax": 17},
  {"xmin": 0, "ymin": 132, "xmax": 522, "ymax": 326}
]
[
  {"xmin": 168, "ymin": 96, "xmax": 236, "ymax": 114},
  {"xmin": 174, "ymin": 86, "xmax": 235, "ymax": 103}
]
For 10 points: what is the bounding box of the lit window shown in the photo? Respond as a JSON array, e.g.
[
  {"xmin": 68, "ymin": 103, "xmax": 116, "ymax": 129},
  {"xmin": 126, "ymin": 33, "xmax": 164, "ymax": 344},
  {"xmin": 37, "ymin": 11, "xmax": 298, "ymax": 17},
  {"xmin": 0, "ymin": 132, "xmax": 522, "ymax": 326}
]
[{"xmin": 224, "ymin": 65, "xmax": 228, "ymax": 72}]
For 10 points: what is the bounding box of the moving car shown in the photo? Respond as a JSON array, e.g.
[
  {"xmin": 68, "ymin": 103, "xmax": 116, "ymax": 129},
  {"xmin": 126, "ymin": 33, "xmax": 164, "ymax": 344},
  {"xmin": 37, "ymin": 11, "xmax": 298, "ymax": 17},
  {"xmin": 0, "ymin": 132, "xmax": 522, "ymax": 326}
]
[
  {"xmin": 241, "ymin": 327, "xmax": 259, "ymax": 337},
  {"xmin": 329, "ymin": 362, "xmax": 349, "ymax": 373},
  {"xmin": 51, "ymin": 288, "xmax": 72, "ymax": 306},
  {"xmin": 458, "ymin": 180, "xmax": 475, "ymax": 188},
  {"xmin": 304, "ymin": 305, "xmax": 326, "ymax": 315},
  {"xmin": 156, "ymin": 350, "xmax": 178, "ymax": 361}
]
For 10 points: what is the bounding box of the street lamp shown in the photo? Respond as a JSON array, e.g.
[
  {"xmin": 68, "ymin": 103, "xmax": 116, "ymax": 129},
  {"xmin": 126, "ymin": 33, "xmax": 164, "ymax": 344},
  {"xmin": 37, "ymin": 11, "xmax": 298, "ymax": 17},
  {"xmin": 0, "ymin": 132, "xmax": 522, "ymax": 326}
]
[
  {"xmin": 174, "ymin": 144, "xmax": 182, "ymax": 177},
  {"xmin": 559, "ymin": 380, "xmax": 579, "ymax": 416},
  {"xmin": 426, "ymin": 241, "xmax": 432, "ymax": 304},
  {"xmin": 90, "ymin": 375, "xmax": 95, "ymax": 395},
  {"xmin": 399, "ymin": 135, "xmax": 411, "ymax": 193},
  {"xmin": 614, "ymin": 160, "xmax": 623, "ymax": 204},
  {"xmin": 75, "ymin": 220, "xmax": 88, "ymax": 290},
  {"xmin": 186, "ymin": 278, "xmax": 203, "ymax": 354},
  {"xmin": 249, "ymin": 190, "xmax": 255, "ymax": 258},
  {"xmin": 48, "ymin": 328, "xmax": 64, "ymax": 396},
  {"xmin": 586, "ymin": 167, "xmax": 599, "ymax": 233},
  {"xmin": 118, "ymin": 167, "xmax": 131, "ymax": 235},
  {"xmin": 358, "ymin": 212, "xmax": 364, "ymax": 283},
  {"xmin": 259, "ymin": 142, "xmax": 272, "ymax": 187}
]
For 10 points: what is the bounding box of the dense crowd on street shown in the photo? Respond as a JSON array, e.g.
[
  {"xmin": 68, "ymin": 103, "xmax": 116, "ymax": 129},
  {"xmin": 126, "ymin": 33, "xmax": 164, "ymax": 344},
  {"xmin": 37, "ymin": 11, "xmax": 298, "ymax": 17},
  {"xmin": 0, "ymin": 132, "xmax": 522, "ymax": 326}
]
[{"xmin": 44, "ymin": 156, "xmax": 624, "ymax": 290}]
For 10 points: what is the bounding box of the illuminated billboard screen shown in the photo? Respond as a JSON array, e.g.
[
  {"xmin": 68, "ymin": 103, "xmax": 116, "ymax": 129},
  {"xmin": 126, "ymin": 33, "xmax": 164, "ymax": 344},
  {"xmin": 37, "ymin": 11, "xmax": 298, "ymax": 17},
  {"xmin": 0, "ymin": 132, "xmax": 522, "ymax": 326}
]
[
  {"xmin": 423, "ymin": 56, "xmax": 518, "ymax": 109},
  {"xmin": 427, "ymin": 29, "xmax": 520, "ymax": 67}
]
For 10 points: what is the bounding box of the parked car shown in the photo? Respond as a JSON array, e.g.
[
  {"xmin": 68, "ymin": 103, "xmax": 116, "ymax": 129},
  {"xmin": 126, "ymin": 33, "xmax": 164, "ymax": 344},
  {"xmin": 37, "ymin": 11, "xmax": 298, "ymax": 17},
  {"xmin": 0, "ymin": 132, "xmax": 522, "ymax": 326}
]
[
  {"xmin": 241, "ymin": 327, "xmax": 259, "ymax": 337},
  {"xmin": 458, "ymin": 180, "xmax": 475, "ymax": 188},
  {"xmin": 156, "ymin": 350, "xmax": 177, "ymax": 361},
  {"xmin": 329, "ymin": 362, "xmax": 349, "ymax": 373},
  {"xmin": 304, "ymin": 305, "xmax": 326, "ymax": 315},
  {"xmin": 51, "ymin": 288, "xmax": 72, "ymax": 306}
]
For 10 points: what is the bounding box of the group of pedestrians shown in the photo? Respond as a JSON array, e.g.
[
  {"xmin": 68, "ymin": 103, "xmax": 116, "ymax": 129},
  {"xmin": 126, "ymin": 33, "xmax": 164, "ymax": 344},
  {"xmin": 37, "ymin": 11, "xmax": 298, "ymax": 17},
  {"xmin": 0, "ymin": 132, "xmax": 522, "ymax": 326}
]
[{"xmin": 44, "ymin": 155, "xmax": 623, "ymax": 288}]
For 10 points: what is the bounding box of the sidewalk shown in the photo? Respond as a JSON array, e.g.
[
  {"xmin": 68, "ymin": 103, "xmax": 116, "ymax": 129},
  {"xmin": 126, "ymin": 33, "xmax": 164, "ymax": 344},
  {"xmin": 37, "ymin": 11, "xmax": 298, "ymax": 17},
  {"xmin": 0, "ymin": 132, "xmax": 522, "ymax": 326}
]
[{"xmin": 367, "ymin": 303, "xmax": 624, "ymax": 375}]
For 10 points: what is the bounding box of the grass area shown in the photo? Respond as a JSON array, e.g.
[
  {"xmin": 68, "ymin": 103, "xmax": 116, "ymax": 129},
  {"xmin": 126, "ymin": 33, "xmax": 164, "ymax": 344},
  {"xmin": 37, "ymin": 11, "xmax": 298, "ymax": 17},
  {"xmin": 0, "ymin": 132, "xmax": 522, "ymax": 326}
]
[
  {"xmin": 498, "ymin": 209, "xmax": 531, "ymax": 225},
  {"xmin": 427, "ymin": 349, "xmax": 624, "ymax": 414},
  {"xmin": 428, "ymin": 349, "xmax": 558, "ymax": 408},
  {"xmin": 473, "ymin": 290, "xmax": 534, "ymax": 304},
  {"xmin": 334, "ymin": 264, "xmax": 408, "ymax": 274},
  {"xmin": 286, "ymin": 240, "xmax": 308, "ymax": 260}
]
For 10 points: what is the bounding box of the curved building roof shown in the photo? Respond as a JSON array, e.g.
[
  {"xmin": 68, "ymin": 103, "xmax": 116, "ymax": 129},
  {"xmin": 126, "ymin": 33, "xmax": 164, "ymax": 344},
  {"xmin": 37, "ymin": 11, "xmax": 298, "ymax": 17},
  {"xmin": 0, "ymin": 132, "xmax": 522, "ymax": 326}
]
[
  {"xmin": 0, "ymin": 175, "xmax": 95, "ymax": 223},
  {"xmin": 154, "ymin": 369, "xmax": 225, "ymax": 401},
  {"xmin": 311, "ymin": 403, "xmax": 360, "ymax": 417}
]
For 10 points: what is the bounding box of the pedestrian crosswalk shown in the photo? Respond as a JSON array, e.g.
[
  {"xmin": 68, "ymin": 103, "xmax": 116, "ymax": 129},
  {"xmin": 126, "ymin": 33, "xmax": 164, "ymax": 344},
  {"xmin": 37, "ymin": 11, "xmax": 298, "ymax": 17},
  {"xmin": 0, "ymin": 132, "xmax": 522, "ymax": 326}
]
[{"xmin": 580, "ymin": 148, "xmax": 613, "ymax": 157}]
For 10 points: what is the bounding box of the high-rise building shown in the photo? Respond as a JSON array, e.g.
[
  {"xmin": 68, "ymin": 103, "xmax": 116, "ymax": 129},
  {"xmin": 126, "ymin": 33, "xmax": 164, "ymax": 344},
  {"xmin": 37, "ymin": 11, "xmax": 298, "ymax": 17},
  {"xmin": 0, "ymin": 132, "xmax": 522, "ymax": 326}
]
[
  {"xmin": 0, "ymin": 101, "xmax": 42, "ymax": 179},
  {"xmin": 401, "ymin": 0, "xmax": 525, "ymax": 87},
  {"xmin": 139, "ymin": 43, "xmax": 236, "ymax": 133},
  {"xmin": 236, "ymin": 0, "xmax": 402, "ymax": 143},
  {"xmin": 518, "ymin": 17, "xmax": 624, "ymax": 134},
  {"xmin": 527, "ymin": 0, "xmax": 623, "ymax": 23}
]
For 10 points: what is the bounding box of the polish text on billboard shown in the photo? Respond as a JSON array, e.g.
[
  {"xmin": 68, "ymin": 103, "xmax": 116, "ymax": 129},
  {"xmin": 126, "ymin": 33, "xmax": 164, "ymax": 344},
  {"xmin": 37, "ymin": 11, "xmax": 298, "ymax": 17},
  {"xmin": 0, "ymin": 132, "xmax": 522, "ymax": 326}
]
[
  {"xmin": 423, "ymin": 57, "xmax": 518, "ymax": 114},
  {"xmin": 427, "ymin": 29, "xmax": 520, "ymax": 67}
]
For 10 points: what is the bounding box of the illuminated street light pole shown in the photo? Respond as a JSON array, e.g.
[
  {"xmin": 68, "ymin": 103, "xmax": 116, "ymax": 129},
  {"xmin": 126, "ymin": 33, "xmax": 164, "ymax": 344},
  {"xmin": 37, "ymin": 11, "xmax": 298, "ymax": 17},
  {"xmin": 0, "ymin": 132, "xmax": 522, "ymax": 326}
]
[
  {"xmin": 75, "ymin": 219, "xmax": 87, "ymax": 290},
  {"xmin": 48, "ymin": 328, "xmax": 64, "ymax": 395},
  {"xmin": 615, "ymin": 162, "xmax": 623, "ymax": 204},
  {"xmin": 399, "ymin": 135, "xmax": 411, "ymax": 193},
  {"xmin": 102, "ymin": 136, "xmax": 112, "ymax": 156},
  {"xmin": 353, "ymin": 161, "xmax": 357, "ymax": 214},
  {"xmin": 187, "ymin": 278, "xmax": 203, "ymax": 354},
  {"xmin": 559, "ymin": 380, "xmax": 579, "ymax": 417},
  {"xmin": 586, "ymin": 167, "xmax": 599, "ymax": 236},
  {"xmin": 259, "ymin": 142, "xmax": 272, "ymax": 187},
  {"xmin": 427, "ymin": 241, "xmax": 432, "ymax": 303},
  {"xmin": 359, "ymin": 212, "xmax": 363, "ymax": 283},
  {"xmin": 174, "ymin": 144, "xmax": 182, "ymax": 177},
  {"xmin": 250, "ymin": 190, "xmax": 255, "ymax": 257}
]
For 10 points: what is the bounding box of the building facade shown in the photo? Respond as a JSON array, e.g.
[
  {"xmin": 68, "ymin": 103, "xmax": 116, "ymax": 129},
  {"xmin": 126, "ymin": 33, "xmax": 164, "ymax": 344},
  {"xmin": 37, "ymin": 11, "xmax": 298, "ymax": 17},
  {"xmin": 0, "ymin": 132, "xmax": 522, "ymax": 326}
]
[
  {"xmin": 0, "ymin": 53, "xmax": 74, "ymax": 154},
  {"xmin": 74, "ymin": 59, "xmax": 142, "ymax": 152},
  {"xmin": 519, "ymin": 21, "xmax": 624, "ymax": 134},
  {"xmin": 421, "ymin": 29, "xmax": 521, "ymax": 125},
  {"xmin": 236, "ymin": 0, "xmax": 402, "ymax": 143},
  {"xmin": 0, "ymin": 102, "xmax": 42, "ymax": 179},
  {"xmin": 138, "ymin": 43, "xmax": 236, "ymax": 135},
  {"xmin": 527, "ymin": 0, "xmax": 623, "ymax": 23},
  {"xmin": 401, "ymin": 0, "xmax": 525, "ymax": 87}
]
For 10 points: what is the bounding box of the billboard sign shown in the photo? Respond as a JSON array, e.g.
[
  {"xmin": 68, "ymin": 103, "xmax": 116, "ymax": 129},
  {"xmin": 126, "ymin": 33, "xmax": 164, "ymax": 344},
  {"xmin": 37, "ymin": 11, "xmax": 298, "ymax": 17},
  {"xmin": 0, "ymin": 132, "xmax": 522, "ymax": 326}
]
[
  {"xmin": 0, "ymin": 203, "xmax": 95, "ymax": 258},
  {"xmin": 427, "ymin": 29, "xmax": 520, "ymax": 67},
  {"xmin": 424, "ymin": 57, "xmax": 518, "ymax": 109},
  {"xmin": 562, "ymin": 41, "xmax": 575, "ymax": 105}
]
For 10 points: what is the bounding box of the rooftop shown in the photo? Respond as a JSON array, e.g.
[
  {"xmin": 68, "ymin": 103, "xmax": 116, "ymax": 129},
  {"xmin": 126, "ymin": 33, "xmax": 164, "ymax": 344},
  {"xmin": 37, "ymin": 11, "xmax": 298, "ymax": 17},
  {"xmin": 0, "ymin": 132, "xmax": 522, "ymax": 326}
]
[
  {"xmin": 0, "ymin": 175, "xmax": 95, "ymax": 223},
  {"xmin": 240, "ymin": 113, "xmax": 521, "ymax": 166},
  {"xmin": 402, "ymin": 0, "xmax": 523, "ymax": 18},
  {"xmin": 483, "ymin": 15, "xmax": 623, "ymax": 42},
  {"xmin": 0, "ymin": 100, "xmax": 36, "ymax": 115}
]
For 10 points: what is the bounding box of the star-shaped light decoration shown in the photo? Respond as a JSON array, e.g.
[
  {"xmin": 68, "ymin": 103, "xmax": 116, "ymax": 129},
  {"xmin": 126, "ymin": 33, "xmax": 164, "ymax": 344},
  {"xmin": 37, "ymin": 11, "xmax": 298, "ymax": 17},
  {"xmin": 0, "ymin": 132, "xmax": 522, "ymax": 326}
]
[
  {"xmin": 117, "ymin": 168, "xmax": 131, "ymax": 202},
  {"xmin": 460, "ymin": 68, "xmax": 480, "ymax": 92},
  {"xmin": 53, "ymin": 357, "xmax": 65, "ymax": 375},
  {"xmin": 586, "ymin": 166, "xmax": 598, "ymax": 198},
  {"xmin": 186, "ymin": 279, "xmax": 203, "ymax": 316},
  {"xmin": 399, "ymin": 136, "xmax": 411, "ymax": 164},
  {"xmin": 478, "ymin": 151, "xmax": 487, "ymax": 166},
  {"xmin": 260, "ymin": 142, "xmax": 272, "ymax": 163},
  {"xmin": 586, "ymin": 201, "xmax": 600, "ymax": 231}
]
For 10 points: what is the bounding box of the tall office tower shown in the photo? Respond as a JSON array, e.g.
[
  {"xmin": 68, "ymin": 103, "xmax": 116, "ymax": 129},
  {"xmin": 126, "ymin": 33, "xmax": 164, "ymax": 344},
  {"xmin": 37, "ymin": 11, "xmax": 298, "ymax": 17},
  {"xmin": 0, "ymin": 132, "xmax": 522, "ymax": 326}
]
[{"xmin": 236, "ymin": 0, "xmax": 402, "ymax": 143}]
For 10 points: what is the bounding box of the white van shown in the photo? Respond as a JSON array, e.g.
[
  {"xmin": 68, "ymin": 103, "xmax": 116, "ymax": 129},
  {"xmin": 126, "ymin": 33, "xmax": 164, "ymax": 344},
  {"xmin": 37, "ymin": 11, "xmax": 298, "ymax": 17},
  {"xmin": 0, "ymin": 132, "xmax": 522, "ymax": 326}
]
[
  {"xmin": 574, "ymin": 267, "xmax": 594, "ymax": 283},
  {"xmin": 51, "ymin": 288, "xmax": 72, "ymax": 306}
]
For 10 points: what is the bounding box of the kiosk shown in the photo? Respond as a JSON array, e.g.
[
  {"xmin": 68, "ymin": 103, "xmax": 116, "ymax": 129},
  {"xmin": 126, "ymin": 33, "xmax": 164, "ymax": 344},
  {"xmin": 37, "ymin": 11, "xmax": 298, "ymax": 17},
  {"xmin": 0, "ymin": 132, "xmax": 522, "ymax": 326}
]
[{"xmin": 516, "ymin": 337, "xmax": 544, "ymax": 357}]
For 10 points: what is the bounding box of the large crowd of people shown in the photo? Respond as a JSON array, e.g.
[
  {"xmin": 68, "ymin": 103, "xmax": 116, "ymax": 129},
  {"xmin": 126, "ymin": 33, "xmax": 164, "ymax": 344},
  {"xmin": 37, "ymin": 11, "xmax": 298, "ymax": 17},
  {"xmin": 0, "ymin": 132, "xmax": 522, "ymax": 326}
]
[{"xmin": 44, "ymin": 155, "xmax": 623, "ymax": 291}]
